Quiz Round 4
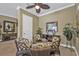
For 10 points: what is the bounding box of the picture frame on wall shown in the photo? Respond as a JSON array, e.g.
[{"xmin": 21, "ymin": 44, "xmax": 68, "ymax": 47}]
[
  {"xmin": 46, "ymin": 22, "xmax": 58, "ymax": 35},
  {"xmin": 3, "ymin": 21, "xmax": 15, "ymax": 32}
]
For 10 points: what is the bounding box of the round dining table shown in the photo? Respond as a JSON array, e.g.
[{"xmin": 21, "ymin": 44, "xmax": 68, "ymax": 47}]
[{"xmin": 30, "ymin": 42, "xmax": 52, "ymax": 56}]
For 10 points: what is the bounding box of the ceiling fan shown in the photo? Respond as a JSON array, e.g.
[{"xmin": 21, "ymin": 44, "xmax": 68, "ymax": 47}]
[{"xmin": 26, "ymin": 3, "xmax": 50, "ymax": 13}]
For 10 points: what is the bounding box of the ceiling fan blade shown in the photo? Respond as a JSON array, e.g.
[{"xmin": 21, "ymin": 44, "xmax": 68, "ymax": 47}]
[
  {"xmin": 36, "ymin": 8, "xmax": 40, "ymax": 13},
  {"xmin": 39, "ymin": 3, "xmax": 50, "ymax": 9},
  {"xmin": 26, "ymin": 5, "xmax": 35, "ymax": 9}
]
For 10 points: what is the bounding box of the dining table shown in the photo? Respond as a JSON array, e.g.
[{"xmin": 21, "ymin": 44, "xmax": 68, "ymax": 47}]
[{"xmin": 30, "ymin": 42, "xmax": 52, "ymax": 56}]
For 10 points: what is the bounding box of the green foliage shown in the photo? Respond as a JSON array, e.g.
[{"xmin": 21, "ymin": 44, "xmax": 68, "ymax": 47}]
[
  {"xmin": 63, "ymin": 24, "xmax": 73, "ymax": 41},
  {"xmin": 36, "ymin": 27, "xmax": 42, "ymax": 35}
]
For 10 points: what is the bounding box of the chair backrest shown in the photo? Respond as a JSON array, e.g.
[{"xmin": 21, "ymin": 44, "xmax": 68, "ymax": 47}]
[
  {"xmin": 15, "ymin": 38, "xmax": 30, "ymax": 51},
  {"xmin": 19, "ymin": 38, "xmax": 29, "ymax": 45},
  {"xmin": 15, "ymin": 40, "xmax": 26, "ymax": 51},
  {"xmin": 51, "ymin": 35, "xmax": 61, "ymax": 49},
  {"xmin": 15, "ymin": 38, "xmax": 32, "ymax": 56},
  {"xmin": 33, "ymin": 34, "xmax": 42, "ymax": 43}
]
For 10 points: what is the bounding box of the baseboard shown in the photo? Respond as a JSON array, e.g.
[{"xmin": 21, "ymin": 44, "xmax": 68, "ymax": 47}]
[
  {"xmin": 60, "ymin": 43, "xmax": 78, "ymax": 56},
  {"xmin": 60, "ymin": 43, "xmax": 74, "ymax": 48}
]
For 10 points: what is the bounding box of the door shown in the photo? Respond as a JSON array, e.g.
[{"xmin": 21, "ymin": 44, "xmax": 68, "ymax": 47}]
[{"xmin": 22, "ymin": 14, "xmax": 33, "ymax": 41}]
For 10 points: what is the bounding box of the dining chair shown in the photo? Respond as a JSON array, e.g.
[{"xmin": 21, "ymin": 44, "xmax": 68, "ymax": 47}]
[
  {"xmin": 15, "ymin": 38, "xmax": 32, "ymax": 56},
  {"xmin": 33, "ymin": 34, "xmax": 42, "ymax": 43},
  {"xmin": 50, "ymin": 35, "xmax": 61, "ymax": 56}
]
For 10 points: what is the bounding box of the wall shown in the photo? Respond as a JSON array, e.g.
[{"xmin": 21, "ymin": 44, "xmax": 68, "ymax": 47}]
[
  {"xmin": 75, "ymin": 4, "xmax": 79, "ymax": 53},
  {"xmin": 0, "ymin": 15, "xmax": 17, "ymax": 34},
  {"xmin": 17, "ymin": 8, "xmax": 39, "ymax": 39},
  {"xmin": 39, "ymin": 6, "xmax": 76, "ymax": 44},
  {"xmin": 76, "ymin": 4, "xmax": 79, "ymax": 29}
]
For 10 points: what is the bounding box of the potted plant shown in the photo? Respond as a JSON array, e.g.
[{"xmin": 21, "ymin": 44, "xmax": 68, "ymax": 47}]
[
  {"xmin": 34, "ymin": 27, "xmax": 42, "ymax": 42},
  {"xmin": 36, "ymin": 27, "xmax": 42, "ymax": 36},
  {"xmin": 63, "ymin": 27, "xmax": 73, "ymax": 41},
  {"xmin": 63, "ymin": 23, "xmax": 74, "ymax": 47}
]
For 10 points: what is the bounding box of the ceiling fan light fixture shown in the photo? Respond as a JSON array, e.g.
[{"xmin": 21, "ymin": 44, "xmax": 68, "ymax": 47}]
[
  {"xmin": 35, "ymin": 5, "xmax": 40, "ymax": 9},
  {"xmin": 26, "ymin": 3, "xmax": 50, "ymax": 13}
]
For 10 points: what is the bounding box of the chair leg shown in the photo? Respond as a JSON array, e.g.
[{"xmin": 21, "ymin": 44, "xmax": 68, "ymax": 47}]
[
  {"xmin": 55, "ymin": 50, "xmax": 61, "ymax": 56},
  {"xmin": 58, "ymin": 50, "xmax": 60, "ymax": 56},
  {"xmin": 16, "ymin": 52, "xmax": 22, "ymax": 56},
  {"xmin": 50, "ymin": 51, "xmax": 55, "ymax": 56}
]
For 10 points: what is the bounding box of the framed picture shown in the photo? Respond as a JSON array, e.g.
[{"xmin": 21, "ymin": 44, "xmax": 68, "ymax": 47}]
[
  {"xmin": 46, "ymin": 22, "xmax": 58, "ymax": 35},
  {"xmin": 3, "ymin": 21, "xmax": 15, "ymax": 32}
]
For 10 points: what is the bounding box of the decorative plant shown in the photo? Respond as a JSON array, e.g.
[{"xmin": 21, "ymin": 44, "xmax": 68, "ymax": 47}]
[
  {"xmin": 36, "ymin": 27, "xmax": 42, "ymax": 35},
  {"xmin": 63, "ymin": 23, "xmax": 74, "ymax": 41},
  {"xmin": 34, "ymin": 27, "xmax": 42, "ymax": 42}
]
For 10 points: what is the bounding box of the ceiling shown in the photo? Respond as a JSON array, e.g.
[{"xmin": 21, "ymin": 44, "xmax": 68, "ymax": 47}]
[{"xmin": 0, "ymin": 3, "xmax": 74, "ymax": 17}]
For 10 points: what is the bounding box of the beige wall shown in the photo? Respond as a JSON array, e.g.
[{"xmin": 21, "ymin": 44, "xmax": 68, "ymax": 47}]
[
  {"xmin": 76, "ymin": 4, "xmax": 79, "ymax": 29},
  {"xmin": 17, "ymin": 8, "xmax": 39, "ymax": 38},
  {"xmin": 0, "ymin": 15, "xmax": 17, "ymax": 34},
  {"xmin": 39, "ymin": 6, "xmax": 76, "ymax": 44}
]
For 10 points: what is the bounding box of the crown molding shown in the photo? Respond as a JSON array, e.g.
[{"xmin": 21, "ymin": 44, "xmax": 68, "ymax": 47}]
[
  {"xmin": 0, "ymin": 13, "xmax": 17, "ymax": 19},
  {"xmin": 38, "ymin": 4, "xmax": 75, "ymax": 17},
  {"xmin": 0, "ymin": 6, "xmax": 21, "ymax": 19},
  {"xmin": 17, "ymin": 6, "xmax": 38, "ymax": 17}
]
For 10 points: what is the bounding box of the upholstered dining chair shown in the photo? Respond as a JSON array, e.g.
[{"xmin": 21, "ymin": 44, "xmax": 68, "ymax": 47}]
[
  {"xmin": 15, "ymin": 38, "xmax": 32, "ymax": 56},
  {"xmin": 50, "ymin": 35, "xmax": 61, "ymax": 56},
  {"xmin": 33, "ymin": 34, "xmax": 42, "ymax": 43}
]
